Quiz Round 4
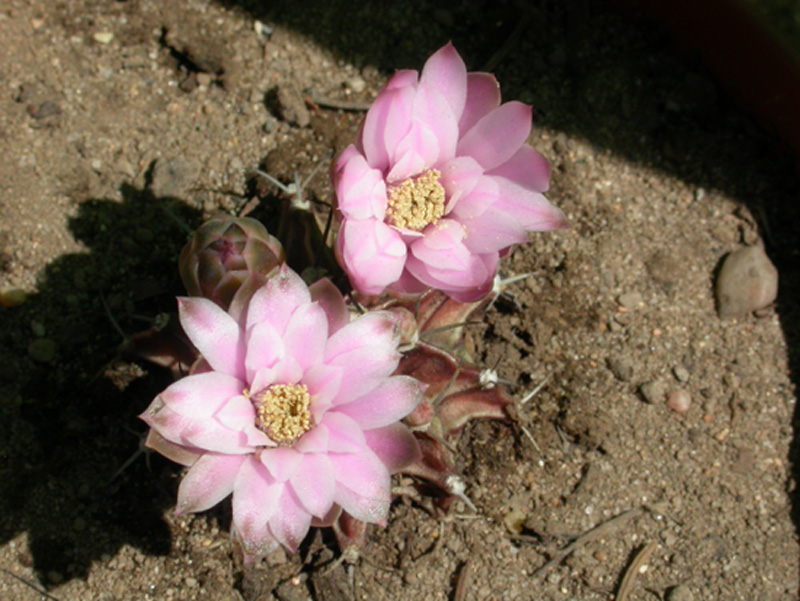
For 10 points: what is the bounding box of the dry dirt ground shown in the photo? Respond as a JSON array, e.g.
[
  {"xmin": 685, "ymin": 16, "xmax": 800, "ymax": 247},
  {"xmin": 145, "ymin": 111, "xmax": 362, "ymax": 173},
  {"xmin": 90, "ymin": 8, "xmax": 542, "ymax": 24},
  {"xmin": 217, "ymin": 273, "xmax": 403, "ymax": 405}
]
[{"xmin": 1, "ymin": 1, "xmax": 800, "ymax": 600}]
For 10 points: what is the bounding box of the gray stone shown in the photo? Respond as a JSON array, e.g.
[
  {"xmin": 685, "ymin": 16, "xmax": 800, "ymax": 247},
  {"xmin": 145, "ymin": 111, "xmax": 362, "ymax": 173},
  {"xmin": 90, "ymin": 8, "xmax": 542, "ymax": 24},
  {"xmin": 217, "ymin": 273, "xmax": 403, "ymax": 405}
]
[
  {"xmin": 639, "ymin": 379, "xmax": 667, "ymax": 404},
  {"xmin": 715, "ymin": 244, "xmax": 778, "ymax": 318}
]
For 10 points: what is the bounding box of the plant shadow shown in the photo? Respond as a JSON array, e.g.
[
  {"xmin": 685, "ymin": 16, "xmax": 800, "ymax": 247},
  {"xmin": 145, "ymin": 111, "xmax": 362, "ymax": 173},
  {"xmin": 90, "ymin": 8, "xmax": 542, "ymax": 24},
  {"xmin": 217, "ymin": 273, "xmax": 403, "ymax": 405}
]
[{"xmin": 0, "ymin": 183, "xmax": 202, "ymax": 584}]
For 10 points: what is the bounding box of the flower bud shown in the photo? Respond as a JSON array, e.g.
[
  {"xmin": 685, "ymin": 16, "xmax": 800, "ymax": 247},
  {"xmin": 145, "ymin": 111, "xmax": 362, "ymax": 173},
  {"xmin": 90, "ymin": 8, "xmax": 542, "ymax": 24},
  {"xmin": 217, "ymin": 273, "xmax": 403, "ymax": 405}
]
[{"xmin": 179, "ymin": 215, "xmax": 285, "ymax": 311}]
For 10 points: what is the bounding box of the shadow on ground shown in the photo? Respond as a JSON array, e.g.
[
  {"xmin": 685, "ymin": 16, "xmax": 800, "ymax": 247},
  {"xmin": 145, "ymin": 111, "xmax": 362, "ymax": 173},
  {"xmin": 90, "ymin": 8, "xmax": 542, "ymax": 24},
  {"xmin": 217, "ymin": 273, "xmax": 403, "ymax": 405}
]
[
  {"xmin": 225, "ymin": 0, "xmax": 800, "ymax": 584},
  {"xmin": 0, "ymin": 184, "xmax": 202, "ymax": 583}
]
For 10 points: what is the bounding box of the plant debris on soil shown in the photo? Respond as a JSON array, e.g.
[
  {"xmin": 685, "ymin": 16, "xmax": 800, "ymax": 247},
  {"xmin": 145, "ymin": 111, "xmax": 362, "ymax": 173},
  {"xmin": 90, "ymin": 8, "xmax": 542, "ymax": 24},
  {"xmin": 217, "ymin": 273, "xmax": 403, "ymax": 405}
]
[{"xmin": 1, "ymin": 1, "xmax": 799, "ymax": 600}]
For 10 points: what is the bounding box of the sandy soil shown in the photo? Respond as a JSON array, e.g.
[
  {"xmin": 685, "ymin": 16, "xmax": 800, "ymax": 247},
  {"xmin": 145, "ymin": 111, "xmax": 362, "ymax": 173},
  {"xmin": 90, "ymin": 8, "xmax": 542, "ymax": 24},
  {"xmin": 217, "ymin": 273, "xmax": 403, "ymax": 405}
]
[{"xmin": 1, "ymin": 1, "xmax": 799, "ymax": 600}]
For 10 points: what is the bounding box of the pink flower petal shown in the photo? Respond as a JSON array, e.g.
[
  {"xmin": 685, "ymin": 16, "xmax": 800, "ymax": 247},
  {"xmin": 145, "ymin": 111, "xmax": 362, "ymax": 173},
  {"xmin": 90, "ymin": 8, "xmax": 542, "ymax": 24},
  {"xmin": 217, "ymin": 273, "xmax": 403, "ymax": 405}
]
[
  {"xmin": 458, "ymin": 72, "xmax": 501, "ymax": 134},
  {"xmin": 325, "ymin": 310, "xmax": 397, "ymax": 361},
  {"xmin": 409, "ymin": 219, "xmax": 472, "ymax": 269},
  {"xmin": 335, "ymin": 151, "xmax": 388, "ymax": 220},
  {"xmin": 178, "ymin": 297, "xmax": 245, "ymax": 379},
  {"xmin": 336, "ymin": 218, "xmax": 407, "ymax": 295},
  {"xmin": 232, "ymin": 455, "xmax": 283, "ymax": 558},
  {"xmin": 363, "ymin": 423, "xmax": 421, "ymax": 474},
  {"xmin": 309, "ymin": 278, "xmax": 349, "ymax": 335},
  {"xmin": 246, "ymin": 266, "xmax": 310, "ymax": 336},
  {"xmin": 419, "ymin": 41, "xmax": 467, "ymax": 119},
  {"xmin": 294, "ymin": 422, "xmax": 330, "ymax": 453},
  {"xmin": 245, "ymin": 320, "xmax": 284, "ymax": 384},
  {"xmin": 144, "ymin": 403, "xmax": 253, "ymax": 455},
  {"xmin": 457, "ymin": 101, "xmax": 532, "ymax": 170},
  {"xmin": 319, "ymin": 412, "xmax": 367, "ymax": 453},
  {"xmin": 176, "ymin": 453, "xmax": 245, "ymax": 514},
  {"xmin": 439, "ymin": 156, "xmax": 484, "ymax": 213},
  {"xmin": 159, "ymin": 372, "xmax": 244, "ymax": 418},
  {"xmin": 302, "ymin": 364, "xmax": 343, "ymax": 419},
  {"xmin": 269, "ymin": 486, "xmax": 312, "ymax": 552},
  {"xmin": 406, "ymin": 246, "xmax": 495, "ymax": 295},
  {"xmin": 385, "ymin": 69, "xmax": 418, "ymax": 90},
  {"xmin": 311, "ymin": 504, "xmax": 342, "ymax": 528},
  {"xmin": 331, "ymin": 450, "xmax": 391, "ymax": 525},
  {"xmin": 386, "ymin": 122, "xmax": 443, "ymax": 183},
  {"xmin": 283, "ymin": 302, "xmax": 328, "ymax": 371},
  {"xmin": 490, "ymin": 176, "xmax": 570, "ymax": 231},
  {"xmin": 460, "ymin": 209, "xmax": 528, "ymax": 254},
  {"xmin": 335, "ymin": 375, "xmax": 423, "ymax": 429},
  {"xmin": 487, "ymin": 144, "xmax": 550, "ymax": 193},
  {"xmin": 250, "ymin": 355, "xmax": 304, "ymax": 392},
  {"xmin": 262, "ymin": 446, "xmax": 303, "ymax": 482},
  {"xmin": 361, "ymin": 85, "xmax": 415, "ymax": 172},
  {"xmin": 144, "ymin": 430, "xmax": 202, "ymax": 467},
  {"xmin": 289, "ymin": 454, "xmax": 336, "ymax": 518},
  {"xmin": 448, "ymin": 176, "xmax": 498, "ymax": 220}
]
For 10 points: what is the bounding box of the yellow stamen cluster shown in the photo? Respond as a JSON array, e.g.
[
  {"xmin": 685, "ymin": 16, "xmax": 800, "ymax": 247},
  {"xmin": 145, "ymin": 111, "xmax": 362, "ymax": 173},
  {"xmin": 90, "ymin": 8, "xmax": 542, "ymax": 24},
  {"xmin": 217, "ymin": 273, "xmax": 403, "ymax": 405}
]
[
  {"xmin": 386, "ymin": 169, "xmax": 446, "ymax": 231},
  {"xmin": 255, "ymin": 384, "xmax": 312, "ymax": 444}
]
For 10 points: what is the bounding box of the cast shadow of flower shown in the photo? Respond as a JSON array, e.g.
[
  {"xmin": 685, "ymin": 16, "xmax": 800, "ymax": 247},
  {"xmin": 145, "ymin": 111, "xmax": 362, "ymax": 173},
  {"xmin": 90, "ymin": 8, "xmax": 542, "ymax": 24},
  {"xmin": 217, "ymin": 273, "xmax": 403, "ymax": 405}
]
[{"xmin": 0, "ymin": 183, "xmax": 202, "ymax": 585}]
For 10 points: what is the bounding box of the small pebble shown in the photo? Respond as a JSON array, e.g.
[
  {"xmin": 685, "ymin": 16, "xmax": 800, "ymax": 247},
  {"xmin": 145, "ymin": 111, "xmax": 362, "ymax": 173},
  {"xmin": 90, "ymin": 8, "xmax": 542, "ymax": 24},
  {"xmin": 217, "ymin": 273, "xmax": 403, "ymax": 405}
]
[
  {"xmin": 30, "ymin": 320, "xmax": 46, "ymax": 337},
  {"xmin": 28, "ymin": 338, "xmax": 57, "ymax": 363},
  {"xmin": 715, "ymin": 244, "xmax": 778, "ymax": 318},
  {"xmin": 345, "ymin": 76, "xmax": 366, "ymax": 93},
  {"xmin": 639, "ymin": 379, "xmax": 667, "ymax": 404},
  {"xmin": 618, "ymin": 291, "xmax": 643, "ymax": 309},
  {"xmin": 667, "ymin": 389, "xmax": 692, "ymax": 413},
  {"xmin": 47, "ymin": 570, "xmax": 64, "ymax": 584},
  {"xmin": 673, "ymin": 364, "xmax": 690, "ymax": 382},
  {"xmin": 275, "ymin": 85, "xmax": 310, "ymax": 127},
  {"xmin": 667, "ymin": 584, "xmax": 695, "ymax": 601},
  {"xmin": 607, "ymin": 356, "xmax": 634, "ymax": 381},
  {"xmin": 93, "ymin": 32, "xmax": 114, "ymax": 44},
  {"xmin": 0, "ymin": 287, "xmax": 27, "ymax": 307},
  {"xmin": 503, "ymin": 509, "xmax": 526, "ymax": 535}
]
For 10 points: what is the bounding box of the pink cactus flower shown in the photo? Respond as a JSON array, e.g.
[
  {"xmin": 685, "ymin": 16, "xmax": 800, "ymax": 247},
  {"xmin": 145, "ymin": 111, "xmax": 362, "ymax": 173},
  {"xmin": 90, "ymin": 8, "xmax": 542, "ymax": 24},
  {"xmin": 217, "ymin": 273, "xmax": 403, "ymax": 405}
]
[
  {"xmin": 333, "ymin": 42, "xmax": 568, "ymax": 302},
  {"xmin": 140, "ymin": 266, "xmax": 423, "ymax": 560}
]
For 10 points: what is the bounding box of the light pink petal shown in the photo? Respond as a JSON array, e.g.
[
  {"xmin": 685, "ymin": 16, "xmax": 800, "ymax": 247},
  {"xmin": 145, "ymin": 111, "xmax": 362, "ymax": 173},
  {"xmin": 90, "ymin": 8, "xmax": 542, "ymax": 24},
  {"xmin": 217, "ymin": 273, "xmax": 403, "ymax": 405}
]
[
  {"xmin": 269, "ymin": 486, "xmax": 313, "ymax": 552},
  {"xmin": 487, "ymin": 144, "xmax": 551, "ymax": 193},
  {"xmin": 309, "ymin": 278, "xmax": 349, "ymax": 335},
  {"xmin": 361, "ymin": 85, "xmax": 415, "ymax": 172},
  {"xmin": 386, "ymin": 122, "xmax": 442, "ymax": 183},
  {"xmin": 176, "ymin": 453, "xmax": 245, "ymax": 514},
  {"xmin": 159, "ymin": 372, "xmax": 244, "ymax": 418},
  {"xmin": 311, "ymin": 504, "xmax": 342, "ymax": 528},
  {"xmin": 386, "ymin": 268, "xmax": 430, "ymax": 298},
  {"xmin": 245, "ymin": 320, "xmax": 284, "ymax": 384},
  {"xmin": 335, "ymin": 375, "xmax": 423, "ymax": 429},
  {"xmin": 406, "ymin": 246, "xmax": 496, "ymax": 296},
  {"xmin": 490, "ymin": 176, "xmax": 570, "ymax": 231},
  {"xmin": 303, "ymin": 364, "xmax": 343, "ymax": 419},
  {"xmin": 439, "ymin": 156, "xmax": 484, "ymax": 213},
  {"xmin": 449, "ymin": 176, "xmax": 498, "ymax": 220},
  {"xmin": 460, "ymin": 209, "xmax": 528, "ymax": 254},
  {"xmin": 386, "ymin": 86, "xmax": 459, "ymax": 181},
  {"xmin": 262, "ymin": 446, "xmax": 303, "ymax": 482},
  {"xmin": 251, "ymin": 355, "xmax": 304, "ymax": 392},
  {"xmin": 178, "ymin": 297, "xmax": 245, "ymax": 379},
  {"xmin": 144, "ymin": 430, "xmax": 202, "ymax": 467},
  {"xmin": 325, "ymin": 310, "xmax": 397, "ymax": 361},
  {"xmin": 386, "ymin": 69, "xmax": 419, "ymax": 90},
  {"xmin": 283, "ymin": 302, "xmax": 327, "ymax": 371},
  {"xmin": 363, "ymin": 423, "xmax": 421, "ymax": 473},
  {"xmin": 419, "ymin": 42, "xmax": 467, "ymax": 119},
  {"xmin": 246, "ymin": 266, "xmax": 310, "ymax": 335},
  {"xmin": 458, "ymin": 72, "xmax": 501, "ymax": 133},
  {"xmin": 289, "ymin": 454, "xmax": 336, "ymax": 518},
  {"xmin": 336, "ymin": 218, "xmax": 407, "ymax": 295},
  {"xmin": 457, "ymin": 101, "xmax": 532, "ymax": 170},
  {"xmin": 331, "ymin": 450, "xmax": 391, "ymax": 525},
  {"xmin": 232, "ymin": 455, "xmax": 283, "ymax": 559},
  {"xmin": 335, "ymin": 151, "xmax": 388, "ymax": 221},
  {"xmin": 319, "ymin": 412, "xmax": 367, "ymax": 453},
  {"xmin": 143, "ymin": 404, "xmax": 253, "ymax": 455},
  {"xmin": 294, "ymin": 422, "xmax": 330, "ymax": 453},
  {"xmin": 409, "ymin": 219, "xmax": 472, "ymax": 269}
]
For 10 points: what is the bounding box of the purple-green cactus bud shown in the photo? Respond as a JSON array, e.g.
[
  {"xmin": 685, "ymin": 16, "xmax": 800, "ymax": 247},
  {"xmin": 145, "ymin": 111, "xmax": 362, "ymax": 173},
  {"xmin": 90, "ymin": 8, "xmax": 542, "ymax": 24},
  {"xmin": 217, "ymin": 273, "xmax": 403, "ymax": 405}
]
[{"xmin": 179, "ymin": 215, "xmax": 285, "ymax": 312}]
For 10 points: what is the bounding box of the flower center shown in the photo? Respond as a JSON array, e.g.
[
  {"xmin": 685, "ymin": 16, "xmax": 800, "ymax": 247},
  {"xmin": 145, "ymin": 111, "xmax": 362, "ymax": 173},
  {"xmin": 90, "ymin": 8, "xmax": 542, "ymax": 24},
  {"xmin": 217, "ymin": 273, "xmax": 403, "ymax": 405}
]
[
  {"xmin": 254, "ymin": 384, "xmax": 312, "ymax": 444},
  {"xmin": 386, "ymin": 169, "xmax": 446, "ymax": 231}
]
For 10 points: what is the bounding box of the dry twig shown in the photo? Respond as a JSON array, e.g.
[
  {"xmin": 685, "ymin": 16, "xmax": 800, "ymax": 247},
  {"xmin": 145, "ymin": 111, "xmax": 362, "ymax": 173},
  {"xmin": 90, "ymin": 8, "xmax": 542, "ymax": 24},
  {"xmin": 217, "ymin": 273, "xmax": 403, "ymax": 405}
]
[
  {"xmin": 533, "ymin": 507, "xmax": 643, "ymax": 578},
  {"xmin": 616, "ymin": 541, "xmax": 658, "ymax": 601}
]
